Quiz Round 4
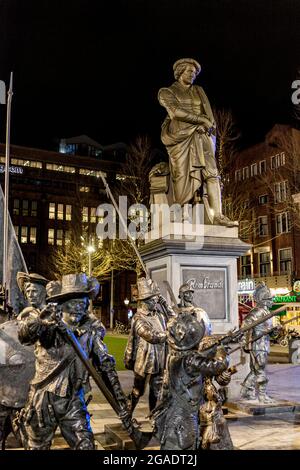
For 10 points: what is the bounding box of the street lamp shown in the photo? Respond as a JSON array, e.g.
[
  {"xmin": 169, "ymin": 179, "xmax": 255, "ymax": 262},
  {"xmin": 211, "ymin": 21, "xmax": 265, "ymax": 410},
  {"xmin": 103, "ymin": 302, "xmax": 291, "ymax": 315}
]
[
  {"xmin": 124, "ymin": 298, "xmax": 130, "ymax": 307},
  {"xmin": 87, "ymin": 244, "xmax": 95, "ymax": 277}
]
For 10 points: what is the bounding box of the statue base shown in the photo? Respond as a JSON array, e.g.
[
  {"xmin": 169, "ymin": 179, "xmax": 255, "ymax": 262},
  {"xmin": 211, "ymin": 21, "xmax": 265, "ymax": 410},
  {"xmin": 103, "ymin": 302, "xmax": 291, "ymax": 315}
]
[
  {"xmin": 227, "ymin": 399, "xmax": 300, "ymax": 416},
  {"xmin": 141, "ymin": 222, "xmax": 251, "ymax": 335}
]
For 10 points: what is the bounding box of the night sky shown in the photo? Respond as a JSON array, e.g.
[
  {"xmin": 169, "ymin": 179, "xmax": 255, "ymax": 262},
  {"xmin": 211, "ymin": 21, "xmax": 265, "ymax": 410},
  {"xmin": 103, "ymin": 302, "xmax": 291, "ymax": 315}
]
[{"xmin": 0, "ymin": 0, "xmax": 299, "ymax": 151}]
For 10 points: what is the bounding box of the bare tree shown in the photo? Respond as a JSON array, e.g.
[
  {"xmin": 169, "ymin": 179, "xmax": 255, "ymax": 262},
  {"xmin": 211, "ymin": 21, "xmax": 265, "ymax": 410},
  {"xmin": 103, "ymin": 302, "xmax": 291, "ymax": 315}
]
[{"xmin": 214, "ymin": 108, "xmax": 256, "ymax": 239}]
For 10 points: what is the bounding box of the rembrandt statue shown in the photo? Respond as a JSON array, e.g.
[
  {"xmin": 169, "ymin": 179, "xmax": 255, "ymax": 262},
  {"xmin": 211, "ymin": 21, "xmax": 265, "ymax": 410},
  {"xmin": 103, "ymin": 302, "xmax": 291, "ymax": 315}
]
[{"xmin": 158, "ymin": 58, "xmax": 237, "ymax": 227}]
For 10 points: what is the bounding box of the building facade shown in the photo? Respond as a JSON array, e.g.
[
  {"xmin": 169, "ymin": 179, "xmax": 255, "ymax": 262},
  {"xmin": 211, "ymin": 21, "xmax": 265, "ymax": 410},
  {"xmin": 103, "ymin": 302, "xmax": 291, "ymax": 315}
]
[
  {"xmin": 231, "ymin": 125, "xmax": 300, "ymax": 326},
  {"xmin": 0, "ymin": 138, "xmax": 137, "ymax": 325}
]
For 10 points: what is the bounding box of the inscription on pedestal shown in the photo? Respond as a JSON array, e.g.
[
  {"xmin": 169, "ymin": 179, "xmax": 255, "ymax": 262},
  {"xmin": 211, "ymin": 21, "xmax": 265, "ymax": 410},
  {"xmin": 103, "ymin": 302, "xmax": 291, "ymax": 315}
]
[{"xmin": 182, "ymin": 267, "xmax": 228, "ymax": 320}]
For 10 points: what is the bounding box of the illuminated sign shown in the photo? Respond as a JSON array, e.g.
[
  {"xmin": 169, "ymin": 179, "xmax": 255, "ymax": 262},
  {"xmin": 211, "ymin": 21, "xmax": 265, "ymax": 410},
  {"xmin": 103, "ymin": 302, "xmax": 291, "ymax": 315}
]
[
  {"xmin": 274, "ymin": 295, "xmax": 297, "ymax": 303},
  {"xmin": 238, "ymin": 279, "xmax": 255, "ymax": 293},
  {"xmin": 0, "ymin": 165, "xmax": 24, "ymax": 175}
]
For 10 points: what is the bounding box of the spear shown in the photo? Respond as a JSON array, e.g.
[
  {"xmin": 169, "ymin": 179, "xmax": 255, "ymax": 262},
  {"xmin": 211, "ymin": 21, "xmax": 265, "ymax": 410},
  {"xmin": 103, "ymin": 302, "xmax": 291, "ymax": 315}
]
[{"xmin": 3, "ymin": 72, "xmax": 13, "ymax": 311}]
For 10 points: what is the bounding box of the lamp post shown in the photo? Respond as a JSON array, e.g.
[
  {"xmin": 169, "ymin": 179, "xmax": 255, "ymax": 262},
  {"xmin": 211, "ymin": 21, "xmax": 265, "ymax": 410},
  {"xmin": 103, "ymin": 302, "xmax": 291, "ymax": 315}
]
[
  {"xmin": 87, "ymin": 244, "xmax": 95, "ymax": 312},
  {"xmin": 124, "ymin": 298, "xmax": 129, "ymax": 307}
]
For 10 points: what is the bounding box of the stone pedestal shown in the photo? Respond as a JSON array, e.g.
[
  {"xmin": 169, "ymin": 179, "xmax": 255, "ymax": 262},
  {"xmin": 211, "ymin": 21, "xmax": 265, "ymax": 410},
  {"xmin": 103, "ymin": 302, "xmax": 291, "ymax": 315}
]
[{"xmin": 141, "ymin": 223, "xmax": 251, "ymax": 335}]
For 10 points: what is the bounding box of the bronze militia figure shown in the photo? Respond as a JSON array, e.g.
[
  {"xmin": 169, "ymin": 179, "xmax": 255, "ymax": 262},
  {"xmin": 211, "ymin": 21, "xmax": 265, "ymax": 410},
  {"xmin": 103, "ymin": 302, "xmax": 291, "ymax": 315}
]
[
  {"xmin": 240, "ymin": 283, "xmax": 277, "ymax": 403},
  {"xmin": 153, "ymin": 312, "xmax": 228, "ymax": 450},
  {"xmin": 124, "ymin": 277, "xmax": 174, "ymax": 414},
  {"xmin": 18, "ymin": 274, "xmax": 130, "ymax": 450}
]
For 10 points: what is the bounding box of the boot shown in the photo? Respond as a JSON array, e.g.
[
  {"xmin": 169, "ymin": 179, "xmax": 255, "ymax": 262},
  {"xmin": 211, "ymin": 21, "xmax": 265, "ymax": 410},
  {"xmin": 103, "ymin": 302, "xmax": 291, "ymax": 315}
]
[
  {"xmin": 206, "ymin": 179, "xmax": 238, "ymax": 227},
  {"xmin": 240, "ymin": 385, "xmax": 257, "ymax": 401}
]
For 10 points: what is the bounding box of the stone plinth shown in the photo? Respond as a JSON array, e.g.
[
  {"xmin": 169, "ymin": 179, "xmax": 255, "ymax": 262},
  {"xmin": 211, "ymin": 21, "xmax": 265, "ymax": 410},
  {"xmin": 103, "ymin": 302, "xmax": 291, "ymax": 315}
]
[
  {"xmin": 228, "ymin": 399, "xmax": 300, "ymax": 416},
  {"xmin": 140, "ymin": 223, "xmax": 251, "ymax": 335}
]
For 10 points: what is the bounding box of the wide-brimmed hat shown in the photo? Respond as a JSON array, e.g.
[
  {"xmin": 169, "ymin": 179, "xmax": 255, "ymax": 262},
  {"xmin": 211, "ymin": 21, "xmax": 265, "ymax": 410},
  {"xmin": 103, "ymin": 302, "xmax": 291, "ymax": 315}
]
[
  {"xmin": 137, "ymin": 277, "xmax": 159, "ymax": 301},
  {"xmin": 46, "ymin": 273, "xmax": 99, "ymax": 304},
  {"xmin": 17, "ymin": 272, "xmax": 49, "ymax": 294},
  {"xmin": 178, "ymin": 283, "xmax": 194, "ymax": 297},
  {"xmin": 167, "ymin": 312, "xmax": 205, "ymax": 351}
]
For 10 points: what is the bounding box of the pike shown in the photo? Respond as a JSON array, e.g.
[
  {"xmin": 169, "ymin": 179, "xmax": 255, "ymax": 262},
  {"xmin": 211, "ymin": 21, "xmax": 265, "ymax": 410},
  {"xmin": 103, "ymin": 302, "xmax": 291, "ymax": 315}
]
[
  {"xmin": 51, "ymin": 313, "xmax": 153, "ymax": 449},
  {"xmin": 99, "ymin": 172, "xmax": 172, "ymax": 318}
]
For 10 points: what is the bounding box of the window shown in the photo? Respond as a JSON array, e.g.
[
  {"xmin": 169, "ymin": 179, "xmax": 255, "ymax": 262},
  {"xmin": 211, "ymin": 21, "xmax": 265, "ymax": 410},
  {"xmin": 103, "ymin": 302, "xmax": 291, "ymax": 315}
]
[
  {"xmin": 49, "ymin": 203, "xmax": 55, "ymax": 219},
  {"xmin": 82, "ymin": 207, "xmax": 89, "ymax": 222},
  {"xmin": 46, "ymin": 163, "xmax": 75, "ymax": 173},
  {"xmin": 30, "ymin": 227, "xmax": 37, "ymax": 244},
  {"xmin": 11, "ymin": 158, "xmax": 42, "ymax": 169},
  {"xmin": 56, "ymin": 229, "xmax": 63, "ymax": 246},
  {"xmin": 48, "ymin": 228, "xmax": 55, "ymax": 245},
  {"xmin": 271, "ymin": 153, "xmax": 286, "ymax": 169},
  {"xmin": 79, "ymin": 169, "xmax": 106, "ymax": 178},
  {"xmin": 235, "ymin": 170, "xmax": 241, "ymax": 182},
  {"xmin": 65, "ymin": 230, "xmax": 71, "ymax": 245},
  {"xmin": 65, "ymin": 205, "xmax": 72, "ymax": 221},
  {"xmin": 14, "ymin": 225, "xmax": 19, "ymax": 238},
  {"xmin": 90, "ymin": 207, "xmax": 97, "ymax": 223},
  {"xmin": 258, "ymin": 216, "xmax": 268, "ymax": 236},
  {"xmin": 13, "ymin": 199, "xmax": 20, "ymax": 215},
  {"xmin": 259, "ymin": 160, "xmax": 266, "ymax": 174},
  {"xmin": 279, "ymin": 248, "xmax": 292, "ymax": 274},
  {"xmin": 274, "ymin": 181, "xmax": 288, "ymax": 203},
  {"xmin": 259, "ymin": 194, "xmax": 268, "ymax": 205},
  {"xmin": 21, "ymin": 226, "xmax": 28, "ymax": 244},
  {"xmin": 250, "ymin": 163, "xmax": 257, "ymax": 177},
  {"xmin": 22, "ymin": 200, "xmax": 29, "ymax": 216},
  {"xmin": 79, "ymin": 186, "xmax": 90, "ymax": 192},
  {"xmin": 276, "ymin": 212, "xmax": 291, "ymax": 234},
  {"xmin": 57, "ymin": 204, "xmax": 64, "ymax": 220},
  {"xmin": 242, "ymin": 167, "xmax": 249, "ymax": 180},
  {"xmin": 31, "ymin": 200, "xmax": 38, "ymax": 217},
  {"xmin": 241, "ymin": 255, "xmax": 251, "ymax": 277},
  {"xmin": 259, "ymin": 252, "xmax": 271, "ymax": 276}
]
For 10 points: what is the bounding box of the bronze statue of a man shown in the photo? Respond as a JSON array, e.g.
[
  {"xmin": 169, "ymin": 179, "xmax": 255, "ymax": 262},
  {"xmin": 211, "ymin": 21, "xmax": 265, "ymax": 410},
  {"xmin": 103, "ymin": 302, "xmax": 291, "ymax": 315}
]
[
  {"xmin": 18, "ymin": 273, "xmax": 130, "ymax": 450},
  {"xmin": 124, "ymin": 277, "xmax": 173, "ymax": 414},
  {"xmin": 158, "ymin": 58, "xmax": 237, "ymax": 227},
  {"xmin": 240, "ymin": 283, "xmax": 278, "ymax": 403}
]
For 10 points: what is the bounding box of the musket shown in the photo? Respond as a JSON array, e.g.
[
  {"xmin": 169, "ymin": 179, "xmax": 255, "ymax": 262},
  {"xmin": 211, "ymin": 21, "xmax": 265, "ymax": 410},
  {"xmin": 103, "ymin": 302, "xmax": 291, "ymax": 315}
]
[
  {"xmin": 229, "ymin": 313, "xmax": 300, "ymax": 355},
  {"xmin": 53, "ymin": 316, "xmax": 152, "ymax": 449},
  {"xmin": 197, "ymin": 304, "xmax": 288, "ymax": 357}
]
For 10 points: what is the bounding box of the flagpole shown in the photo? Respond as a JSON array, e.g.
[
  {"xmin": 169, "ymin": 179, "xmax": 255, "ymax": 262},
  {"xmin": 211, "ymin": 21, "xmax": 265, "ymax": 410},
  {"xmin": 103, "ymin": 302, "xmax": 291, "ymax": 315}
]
[{"xmin": 3, "ymin": 72, "xmax": 13, "ymax": 304}]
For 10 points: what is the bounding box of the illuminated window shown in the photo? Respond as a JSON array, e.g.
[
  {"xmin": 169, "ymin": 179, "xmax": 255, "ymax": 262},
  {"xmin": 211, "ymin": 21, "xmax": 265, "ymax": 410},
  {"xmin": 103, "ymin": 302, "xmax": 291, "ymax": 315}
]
[
  {"xmin": 21, "ymin": 226, "xmax": 28, "ymax": 244},
  {"xmin": 13, "ymin": 199, "xmax": 20, "ymax": 215},
  {"xmin": 22, "ymin": 200, "xmax": 29, "ymax": 216},
  {"xmin": 49, "ymin": 203, "xmax": 55, "ymax": 219},
  {"xmin": 82, "ymin": 207, "xmax": 89, "ymax": 222},
  {"xmin": 57, "ymin": 229, "xmax": 63, "ymax": 246},
  {"xmin": 79, "ymin": 186, "xmax": 90, "ymax": 192},
  {"xmin": 57, "ymin": 204, "xmax": 64, "ymax": 220},
  {"xmin": 66, "ymin": 205, "xmax": 72, "ymax": 221},
  {"xmin": 79, "ymin": 169, "xmax": 105, "ymax": 178},
  {"xmin": 31, "ymin": 200, "xmax": 37, "ymax": 217},
  {"xmin": 48, "ymin": 228, "xmax": 55, "ymax": 245},
  {"xmin": 46, "ymin": 163, "xmax": 75, "ymax": 173},
  {"xmin": 11, "ymin": 158, "xmax": 42, "ymax": 168},
  {"xmin": 90, "ymin": 207, "xmax": 97, "ymax": 223},
  {"xmin": 30, "ymin": 227, "xmax": 37, "ymax": 244}
]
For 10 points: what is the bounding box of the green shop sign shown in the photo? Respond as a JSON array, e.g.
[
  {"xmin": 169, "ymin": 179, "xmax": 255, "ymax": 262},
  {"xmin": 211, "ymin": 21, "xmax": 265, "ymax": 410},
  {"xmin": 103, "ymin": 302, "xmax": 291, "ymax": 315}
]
[{"xmin": 273, "ymin": 295, "xmax": 297, "ymax": 303}]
